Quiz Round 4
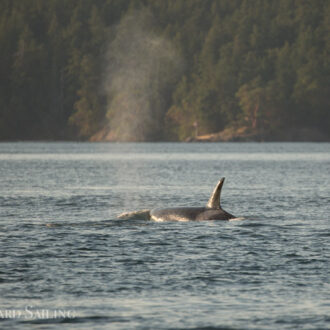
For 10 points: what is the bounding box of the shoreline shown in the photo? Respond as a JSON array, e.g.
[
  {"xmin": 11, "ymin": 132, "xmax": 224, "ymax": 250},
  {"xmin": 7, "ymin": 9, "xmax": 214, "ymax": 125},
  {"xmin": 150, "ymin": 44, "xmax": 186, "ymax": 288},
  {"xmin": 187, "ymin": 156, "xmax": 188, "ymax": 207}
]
[{"xmin": 1, "ymin": 126, "xmax": 329, "ymax": 143}]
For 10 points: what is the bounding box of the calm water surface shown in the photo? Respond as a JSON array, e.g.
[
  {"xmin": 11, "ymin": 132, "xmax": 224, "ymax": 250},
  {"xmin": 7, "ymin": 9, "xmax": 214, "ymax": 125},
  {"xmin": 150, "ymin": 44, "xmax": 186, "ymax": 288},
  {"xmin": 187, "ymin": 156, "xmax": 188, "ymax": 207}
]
[{"xmin": 0, "ymin": 142, "xmax": 329, "ymax": 329}]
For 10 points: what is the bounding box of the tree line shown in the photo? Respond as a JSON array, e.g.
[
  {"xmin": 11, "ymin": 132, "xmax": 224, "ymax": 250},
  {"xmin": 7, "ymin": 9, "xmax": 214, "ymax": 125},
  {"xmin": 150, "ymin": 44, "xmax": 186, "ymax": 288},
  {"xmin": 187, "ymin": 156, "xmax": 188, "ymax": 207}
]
[{"xmin": 0, "ymin": 0, "xmax": 329, "ymax": 141}]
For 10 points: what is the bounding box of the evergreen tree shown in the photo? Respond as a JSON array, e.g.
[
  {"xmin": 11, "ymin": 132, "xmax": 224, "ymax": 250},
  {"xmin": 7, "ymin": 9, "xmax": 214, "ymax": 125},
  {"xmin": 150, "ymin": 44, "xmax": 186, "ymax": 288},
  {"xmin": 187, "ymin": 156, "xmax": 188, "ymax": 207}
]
[{"xmin": 0, "ymin": 0, "xmax": 328, "ymax": 140}]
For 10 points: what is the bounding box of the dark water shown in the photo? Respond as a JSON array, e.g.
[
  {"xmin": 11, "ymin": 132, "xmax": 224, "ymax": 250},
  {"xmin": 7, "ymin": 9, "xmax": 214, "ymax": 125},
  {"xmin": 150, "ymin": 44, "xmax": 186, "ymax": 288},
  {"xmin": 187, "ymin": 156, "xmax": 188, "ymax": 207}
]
[{"xmin": 0, "ymin": 142, "xmax": 329, "ymax": 329}]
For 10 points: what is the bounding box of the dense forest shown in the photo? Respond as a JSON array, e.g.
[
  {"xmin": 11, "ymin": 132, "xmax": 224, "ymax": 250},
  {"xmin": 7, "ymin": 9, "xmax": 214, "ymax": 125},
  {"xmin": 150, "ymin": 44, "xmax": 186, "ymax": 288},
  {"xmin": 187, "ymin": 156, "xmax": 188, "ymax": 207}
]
[{"xmin": 0, "ymin": 0, "xmax": 329, "ymax": 141}]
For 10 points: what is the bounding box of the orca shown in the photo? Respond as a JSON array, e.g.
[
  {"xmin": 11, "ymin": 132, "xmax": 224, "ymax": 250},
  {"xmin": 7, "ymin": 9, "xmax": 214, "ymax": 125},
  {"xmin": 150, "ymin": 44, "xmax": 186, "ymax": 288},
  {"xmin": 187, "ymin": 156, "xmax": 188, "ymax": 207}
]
[{"xmin": 118, "ymin": 178, "xmax": 235, "ymax": 221}]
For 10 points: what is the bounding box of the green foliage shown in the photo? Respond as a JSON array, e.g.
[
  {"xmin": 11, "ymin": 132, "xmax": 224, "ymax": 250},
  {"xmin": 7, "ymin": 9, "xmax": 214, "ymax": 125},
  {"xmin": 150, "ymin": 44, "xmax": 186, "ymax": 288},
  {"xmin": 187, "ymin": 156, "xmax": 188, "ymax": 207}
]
[{"xmin": 0, "ymin": 0, "xmax": 329, "ymax": 140}]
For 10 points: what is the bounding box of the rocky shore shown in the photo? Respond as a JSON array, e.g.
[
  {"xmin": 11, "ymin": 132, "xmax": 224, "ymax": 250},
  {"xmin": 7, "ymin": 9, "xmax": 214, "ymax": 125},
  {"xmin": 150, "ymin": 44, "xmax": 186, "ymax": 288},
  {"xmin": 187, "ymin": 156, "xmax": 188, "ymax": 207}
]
[
  {"xmin": 185, "ymin": 126, "xmax": 329, "ymax": 142},
  {"xmin": 89, "ymin": 126, "xmax": 329, "ymax": 142}
]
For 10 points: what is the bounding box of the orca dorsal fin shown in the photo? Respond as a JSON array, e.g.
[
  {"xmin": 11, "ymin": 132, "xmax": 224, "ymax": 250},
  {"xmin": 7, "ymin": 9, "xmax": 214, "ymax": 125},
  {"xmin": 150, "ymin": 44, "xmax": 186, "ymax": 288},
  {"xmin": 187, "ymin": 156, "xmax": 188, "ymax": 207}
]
[{"xmin": 206, "ymin": 178, "xmax": 225, "ymax": 209}]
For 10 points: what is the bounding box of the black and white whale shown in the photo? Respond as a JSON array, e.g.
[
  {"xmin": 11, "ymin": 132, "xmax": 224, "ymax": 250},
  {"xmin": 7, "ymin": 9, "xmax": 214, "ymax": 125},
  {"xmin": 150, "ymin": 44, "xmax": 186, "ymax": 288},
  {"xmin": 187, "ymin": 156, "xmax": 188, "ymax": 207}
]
[{"xmin": 118, "ymin": 178, "xmax": 236, "ymax": 221}]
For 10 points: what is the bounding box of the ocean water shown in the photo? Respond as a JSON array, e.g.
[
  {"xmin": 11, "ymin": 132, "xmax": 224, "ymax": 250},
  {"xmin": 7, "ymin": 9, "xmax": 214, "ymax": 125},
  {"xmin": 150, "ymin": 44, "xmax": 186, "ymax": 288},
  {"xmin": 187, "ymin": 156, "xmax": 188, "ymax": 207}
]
[{"xmin": 0, "ymin": 142, "xmax": 329, "ymax": 329}]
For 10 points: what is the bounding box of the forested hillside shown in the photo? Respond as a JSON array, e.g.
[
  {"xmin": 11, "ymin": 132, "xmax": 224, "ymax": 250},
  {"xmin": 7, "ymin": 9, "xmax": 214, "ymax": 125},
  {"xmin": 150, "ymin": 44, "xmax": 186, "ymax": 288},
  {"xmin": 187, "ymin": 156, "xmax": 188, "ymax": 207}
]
[{"xmin": 0, "ymin": 0, "xmax": 329, "ymax": 141}]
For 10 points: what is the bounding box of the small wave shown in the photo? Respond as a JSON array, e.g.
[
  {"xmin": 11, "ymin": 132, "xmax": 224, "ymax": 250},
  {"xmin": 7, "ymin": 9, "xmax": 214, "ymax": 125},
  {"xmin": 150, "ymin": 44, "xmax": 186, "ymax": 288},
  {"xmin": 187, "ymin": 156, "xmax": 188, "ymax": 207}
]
[
  {"xmin": 20, "ymin": 315, "xmax": 127, "ymax": 325},
  {"xmin": 44, "ymin": 219, "xmax": 124, "ymax": 228},
  {"xmin": 229, "ymin": 217, "xmax": 245, "ymax": 221},
  {"xmin": 170, "ymin": 326, "xmax": 236, "ymax": 330},
  {"xmin": 118, "ymin": 209, "xmax": 151, "ymax": 220},
  {"xmin": 150, "ymin": 216, "xmax": 165, "ymax": 222}
]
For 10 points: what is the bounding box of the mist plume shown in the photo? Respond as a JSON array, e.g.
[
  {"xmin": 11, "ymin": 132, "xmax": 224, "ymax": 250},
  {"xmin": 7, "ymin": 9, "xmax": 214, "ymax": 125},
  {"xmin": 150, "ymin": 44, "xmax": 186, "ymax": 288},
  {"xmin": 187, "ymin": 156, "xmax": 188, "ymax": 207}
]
[{"xmin": 104, "ymin": 10, "xmax": 182, "ymax": 141}]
